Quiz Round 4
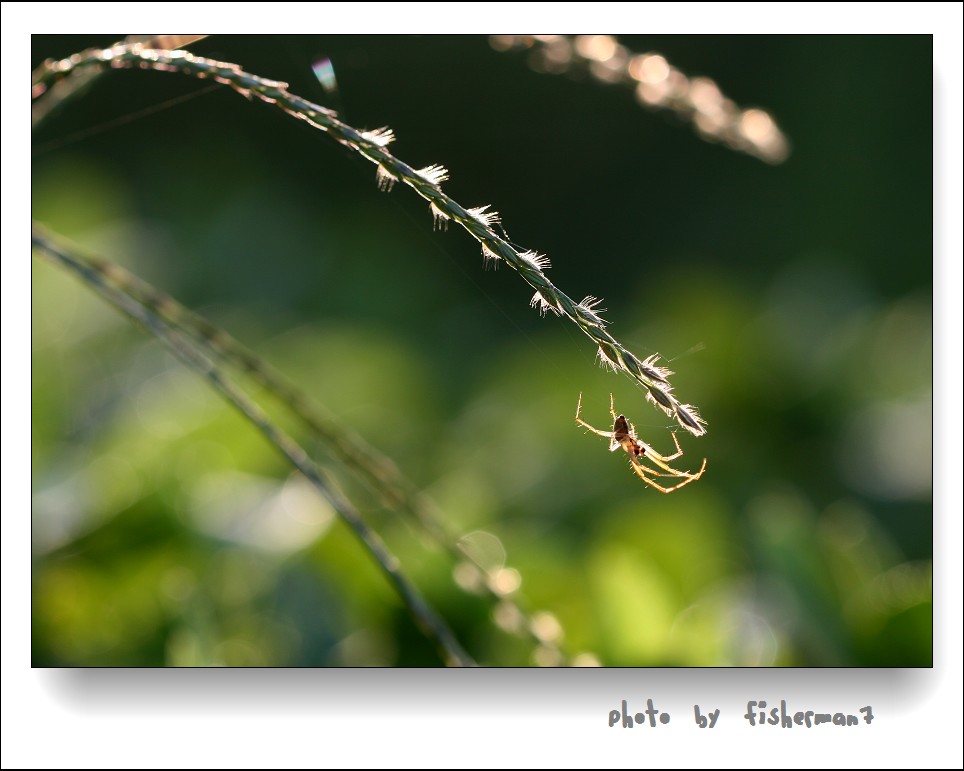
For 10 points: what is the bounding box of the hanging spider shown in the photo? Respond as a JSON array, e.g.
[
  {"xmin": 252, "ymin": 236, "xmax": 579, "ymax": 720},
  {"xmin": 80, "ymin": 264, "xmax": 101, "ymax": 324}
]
[{"xmin": 575, "ymin": 393, "xmax": 707, "ymax": 493}]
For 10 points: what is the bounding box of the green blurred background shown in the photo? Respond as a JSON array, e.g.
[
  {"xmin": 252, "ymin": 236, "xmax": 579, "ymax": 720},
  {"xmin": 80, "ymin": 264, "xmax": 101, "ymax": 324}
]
[{"xmin": 31, "ymin": 35, "xmax": 932, "ymax": 666}]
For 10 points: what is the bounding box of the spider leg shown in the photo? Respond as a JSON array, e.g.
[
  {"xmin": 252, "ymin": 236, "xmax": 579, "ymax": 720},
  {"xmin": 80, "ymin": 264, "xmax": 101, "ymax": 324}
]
[
  {"xmin": 630, "ymin": 456, "xmax": 707, "ymax": 493},
  {"xmin": 640, "ymin": 475, "xmax": 700, "ymax": 494},
  {"xmin": 575, "ymin": 393, "xmax": 615, "ymax": 440},
  {"xmin": 630, "ymin": 462, "xmax": 698, "ymax": 478},
  {"xmin": 634, "ymin": 454, "xmax": 707, "ymax": 481},
  {"xmin": 577, "ymin": 418, "xmax": 615, "ymax": 440},
  {"xmin": 644, "ymin": 432, "xmax": 685, "ymax": 463},
  {"xmin": 608, "ymin": 393, "xmax": 619, "ymax": 423},
  {"xmin": 645, "ymin": 451, "xmax": 707, "ymax": 479}
]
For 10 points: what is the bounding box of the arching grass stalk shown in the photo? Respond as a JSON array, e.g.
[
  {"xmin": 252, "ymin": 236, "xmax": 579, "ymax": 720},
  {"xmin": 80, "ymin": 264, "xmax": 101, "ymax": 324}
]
[
  {"xmin": 32, "ymin": 224, "xmax": 476, "ymax": 669},
  {"xmin": 31, "ymin": 42, "xmax": 707, "ymax": 438},
  {"xmin": 489, "ymin": 35, "xmax": 790, "ymax": 165},
  {"xmin": 30, "ymin": 222, "xmax": 576, "ymax": 664},
  {"xmin": 31, "ymin": 35, "xmax": 207, "ymax": 128}
]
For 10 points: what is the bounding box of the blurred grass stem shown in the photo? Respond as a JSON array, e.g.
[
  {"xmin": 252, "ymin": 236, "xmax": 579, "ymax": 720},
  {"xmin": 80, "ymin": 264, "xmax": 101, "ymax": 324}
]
[{"xmin": 32, "ymin": 223, "xmax": 476, "ymax": 668}]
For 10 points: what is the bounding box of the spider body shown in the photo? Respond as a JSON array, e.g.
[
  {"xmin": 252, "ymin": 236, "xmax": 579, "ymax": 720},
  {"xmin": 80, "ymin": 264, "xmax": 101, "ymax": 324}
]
[{"xmin": 576, "ymin": 393, "xmax": 707, "ymax": 493}]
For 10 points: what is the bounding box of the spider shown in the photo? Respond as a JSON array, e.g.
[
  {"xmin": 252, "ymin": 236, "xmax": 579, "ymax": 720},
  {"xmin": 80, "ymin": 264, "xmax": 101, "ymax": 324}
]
[{"xmin": 575, "ymin": 393, "xmax": 707, "ymax": 493}]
